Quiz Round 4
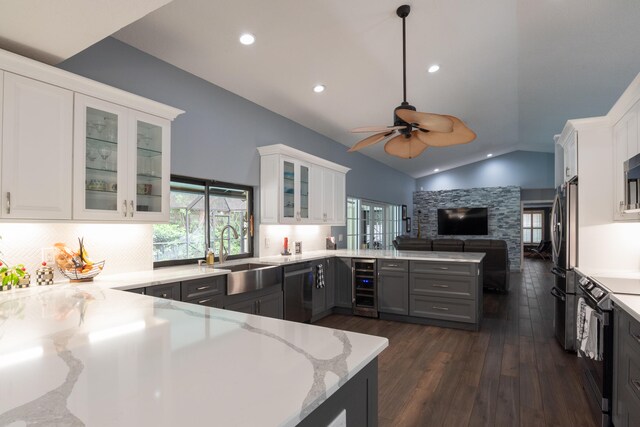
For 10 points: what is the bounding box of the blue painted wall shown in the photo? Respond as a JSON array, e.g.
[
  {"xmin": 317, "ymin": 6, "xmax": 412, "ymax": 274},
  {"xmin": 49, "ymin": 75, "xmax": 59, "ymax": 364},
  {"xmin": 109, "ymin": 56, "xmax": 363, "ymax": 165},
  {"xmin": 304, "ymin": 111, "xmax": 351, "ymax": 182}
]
[
  {"xmin": 415, "ymin": 151, "xmax": 554, "ymax": 191},
  {"xmin": 58, "ymin": 37, "xmax": 414, "ymax": 207}
]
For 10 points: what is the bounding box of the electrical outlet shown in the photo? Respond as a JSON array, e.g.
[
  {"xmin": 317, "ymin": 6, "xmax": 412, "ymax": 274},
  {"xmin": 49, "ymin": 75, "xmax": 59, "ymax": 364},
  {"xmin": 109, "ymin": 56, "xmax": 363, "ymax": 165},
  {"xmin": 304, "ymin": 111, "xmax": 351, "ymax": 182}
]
[
  {"xmin": 265, "ymin": 237, "xmax": 270, "ymax": 248},
  {"xmin": 338, "ymin": 234, "xmax": 343, "ymax": 242},
  {"xmin": 41, "ymin": 247, "xmax": 55, "ymax": 264}
]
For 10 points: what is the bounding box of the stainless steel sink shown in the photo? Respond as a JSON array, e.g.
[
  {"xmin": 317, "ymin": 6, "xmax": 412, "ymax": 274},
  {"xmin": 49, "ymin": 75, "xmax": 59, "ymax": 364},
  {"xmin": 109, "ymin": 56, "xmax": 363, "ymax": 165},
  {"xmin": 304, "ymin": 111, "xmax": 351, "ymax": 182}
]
[{"xmin": 226, "ymin": 263, "xmax": 282, "ymax": 295}]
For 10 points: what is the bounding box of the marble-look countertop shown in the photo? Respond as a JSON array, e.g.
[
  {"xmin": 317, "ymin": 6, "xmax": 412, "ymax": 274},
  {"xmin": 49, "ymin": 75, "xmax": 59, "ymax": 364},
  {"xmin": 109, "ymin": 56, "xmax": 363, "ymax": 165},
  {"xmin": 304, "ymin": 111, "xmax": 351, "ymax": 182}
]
[
  {"xmin": 89, "ymin": 249, "xmax": 483, "ymax": 292},
  {"xmin": 0, "ymin": 284, "xmax": 388, "ymax": 426}
]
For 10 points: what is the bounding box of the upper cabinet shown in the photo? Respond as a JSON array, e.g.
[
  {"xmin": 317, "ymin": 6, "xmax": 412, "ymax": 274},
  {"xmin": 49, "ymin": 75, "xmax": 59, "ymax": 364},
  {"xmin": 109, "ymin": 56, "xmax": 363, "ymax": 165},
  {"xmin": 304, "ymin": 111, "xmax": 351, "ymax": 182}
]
[
  {"xmin": 258, "ymin": 144, "xmax": 349, "ymax": 225},
  {"xmin": 613, "ymin": 98, "xmax": 640, "ymax": 220},
  {"xmin": 1, "ymin": 72, "xmax": 73, "ymax": 220},
  {"xmin": 0, "ymin": 48, "xmax": 183, "ymax": 222},
  {"xmin": 73, "ymin": 95, "xmax": 170, "ymax": 221},
  {"xmin": 556, "ymin": 128, "xmax": 577, "ymax": 183}
]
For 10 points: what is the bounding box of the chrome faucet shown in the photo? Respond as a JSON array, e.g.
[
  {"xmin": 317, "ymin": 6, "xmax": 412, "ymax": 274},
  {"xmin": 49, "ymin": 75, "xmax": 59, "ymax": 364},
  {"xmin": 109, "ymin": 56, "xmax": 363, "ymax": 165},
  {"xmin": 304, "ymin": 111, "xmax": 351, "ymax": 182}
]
[{"xmin": 218, "ymin": 225, "xmax": 239, "ymax": 264}]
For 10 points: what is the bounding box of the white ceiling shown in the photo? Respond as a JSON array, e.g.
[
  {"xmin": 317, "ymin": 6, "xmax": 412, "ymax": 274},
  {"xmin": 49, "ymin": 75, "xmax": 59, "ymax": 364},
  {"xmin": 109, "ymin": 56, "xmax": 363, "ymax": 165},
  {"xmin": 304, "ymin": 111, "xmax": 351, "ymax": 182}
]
[
  {"xmin": 0, "ymin": 0, "xmax": 172, "ymax": 64},
  {"xmin": 4, "ymin": 0, "xmax": 640, "ymax": 178}
]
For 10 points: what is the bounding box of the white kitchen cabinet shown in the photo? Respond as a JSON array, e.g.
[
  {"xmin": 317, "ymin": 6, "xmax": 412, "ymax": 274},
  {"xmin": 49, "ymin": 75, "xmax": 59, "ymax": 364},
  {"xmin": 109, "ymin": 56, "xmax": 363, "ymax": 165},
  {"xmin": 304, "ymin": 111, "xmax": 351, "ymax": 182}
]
[
  {"xmin": 1, "ymin": 72, "xmax": 73, "ymax": 219},
  {"xmin": 0, "ymin": 47, "xmax": 183, "ymax": 223},
  {"xmin": 73, "ymin": 94, "xmax": 171, "ymax": 222},
  {"xmin": 258, "ymin": 144, "xmax": 349, "ymax": 225},
  {"xmin": 310, "ymin": 165, "xmax": 346, "ymax": 225},
  {"xmin": 613, "ymin": 99, "xmax": 640, "ymax": 220},
  {"xmin": 561, "ymin": 129, "xmax": 578, "ymax": 182}
]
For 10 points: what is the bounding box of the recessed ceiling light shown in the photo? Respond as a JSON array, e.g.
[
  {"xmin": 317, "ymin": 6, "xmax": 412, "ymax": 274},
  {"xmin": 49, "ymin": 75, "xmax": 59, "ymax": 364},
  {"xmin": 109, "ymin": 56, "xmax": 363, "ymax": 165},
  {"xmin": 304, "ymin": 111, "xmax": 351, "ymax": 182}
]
[
  {"xmin": 239, "ymin": 33, "xmax": 255, "ymax": 45},
  {"xmin": 434, "ymin": 168, "xmax": 439, "ymax": 172},
  {"xmin": 487, "ymin": 153, "xmax": 493, "ymax": 157},
  {"xmin": 428, "ymin": 64, "xmax": 440, "ymax": 73},
  {"xmin": 313, "ymin": 84, "xmax": 326, "ymax": 93}
]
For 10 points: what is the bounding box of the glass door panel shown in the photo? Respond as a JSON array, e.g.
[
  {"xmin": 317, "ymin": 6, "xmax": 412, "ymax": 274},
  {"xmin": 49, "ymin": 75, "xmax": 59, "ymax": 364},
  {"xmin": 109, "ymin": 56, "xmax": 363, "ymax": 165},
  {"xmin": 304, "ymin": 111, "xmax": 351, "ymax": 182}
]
[
  {"xmin": 300, "ymin": 165, "xmax": 309, "ymax": 219},
  {"xmin": 84, "ymin": 107, "xmax": 119, "ymax": 211},
  {"xmin": 360, "ymin": 201, "xmax": 386, "ymax": 249},
  {"xmin": 283, "ymin": 161, "xmax": 295, "ymax": 219},
  {"xmin": 135, "ymin": 120, "xmax": 163, "ymax": 213}
]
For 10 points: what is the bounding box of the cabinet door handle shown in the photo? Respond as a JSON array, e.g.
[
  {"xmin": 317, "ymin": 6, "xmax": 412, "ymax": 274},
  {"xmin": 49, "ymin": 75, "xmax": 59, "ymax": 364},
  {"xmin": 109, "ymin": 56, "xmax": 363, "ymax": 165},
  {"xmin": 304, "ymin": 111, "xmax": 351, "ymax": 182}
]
[
  {"xmin": 565, "ymin": 166, "xmax": 570, "ymax": 177},
  {"xmin": 432, "ymin": 284, "xmax": 449, "ymax": 288},
  {"xmin": 6, "ymin": 192, "xmax": 10, "ymax": 214},
  {"xmin": 130, "ymin": 200, "xmax": 134, "ymax": 217},
  {"xmin": 122, "ymin": 200, "xmax": 128, "ymax": 217},
  {"xmin": 633, "ymin": 379, "xmax": 640, "ymax": 392},
  {"xmin": 196, "ymin": 286, "xmax": 211, "ymax": 291},
  {"xmin": 387, "ymin": 263, "xmax": 399, "ymax": 267},
  {"xmin": 432, "ymin": 306, "xmax": 449, "ymax": 311},
  {"xmin": 198, "ymin": 298, "xmax": 212, "ymax": 305},
  {"xmin": 437, "ymin": 266, "xmax": 449, "ymax": 270},
  {"xmin": 161, "ymin": 293, "xmax": 168, "ymax": 298}
]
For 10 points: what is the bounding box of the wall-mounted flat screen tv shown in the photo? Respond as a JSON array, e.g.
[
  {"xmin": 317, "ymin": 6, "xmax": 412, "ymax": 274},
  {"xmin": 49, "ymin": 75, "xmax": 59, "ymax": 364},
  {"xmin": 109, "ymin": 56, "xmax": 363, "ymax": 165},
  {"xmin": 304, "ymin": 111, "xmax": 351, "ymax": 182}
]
[{"xmin": 437, "ymin": 208, "xmax": 488, "ymax": 235}]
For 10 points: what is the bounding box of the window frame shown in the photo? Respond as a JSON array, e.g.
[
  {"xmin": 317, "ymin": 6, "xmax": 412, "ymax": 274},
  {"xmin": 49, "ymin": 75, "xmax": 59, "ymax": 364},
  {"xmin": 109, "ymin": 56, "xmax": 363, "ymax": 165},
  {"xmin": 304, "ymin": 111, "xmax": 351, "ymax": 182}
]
[
  {"xmin": 522, "ymin": 210, "xmax": 544, "ymax": 245},
  {"xmin": 153, "ymin": 174, "xmax": 254, "ymax": 268}
]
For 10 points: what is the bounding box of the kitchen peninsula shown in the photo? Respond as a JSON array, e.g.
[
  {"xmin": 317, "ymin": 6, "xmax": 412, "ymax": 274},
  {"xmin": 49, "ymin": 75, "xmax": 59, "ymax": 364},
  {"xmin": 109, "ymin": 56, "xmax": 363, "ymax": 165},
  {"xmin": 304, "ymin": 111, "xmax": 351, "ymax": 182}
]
[{"xmin": 0, "ymin": 284, "xmax": 387, "ymax": 426}]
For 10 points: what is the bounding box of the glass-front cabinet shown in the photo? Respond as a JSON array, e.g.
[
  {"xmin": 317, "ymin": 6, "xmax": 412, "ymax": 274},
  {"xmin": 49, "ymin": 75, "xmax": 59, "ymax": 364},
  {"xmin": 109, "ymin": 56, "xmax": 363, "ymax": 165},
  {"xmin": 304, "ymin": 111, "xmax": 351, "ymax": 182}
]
[
  {"xmin": 73, "ymin": 94, "xmax": 170, "ymax": 221},
  {"xmin": 280, "ymin": 157, "xmax": 310, "ymax": 223}
]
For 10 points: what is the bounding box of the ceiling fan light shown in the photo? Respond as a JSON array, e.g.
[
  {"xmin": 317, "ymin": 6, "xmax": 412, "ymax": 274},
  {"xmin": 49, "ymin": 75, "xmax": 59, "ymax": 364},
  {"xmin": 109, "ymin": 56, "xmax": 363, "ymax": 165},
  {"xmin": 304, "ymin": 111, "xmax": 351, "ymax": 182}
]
[
  {"xmin": 313, "ymin": 84, "xmax": 326, "ymax": 93},
  {"xmin": 428, "ymin": 64, "xmax": 440, "ymax": 73},
  {"xmin": 487, "ymin": 153, "xmax": 493, "ymax": 157},
  {"xmin": 434, "ymin": 168, "xmax": 439, "ymax": 172},
  {"xmin": 239, "ymin": 33, "xmax": 255, "ymax": 45}
]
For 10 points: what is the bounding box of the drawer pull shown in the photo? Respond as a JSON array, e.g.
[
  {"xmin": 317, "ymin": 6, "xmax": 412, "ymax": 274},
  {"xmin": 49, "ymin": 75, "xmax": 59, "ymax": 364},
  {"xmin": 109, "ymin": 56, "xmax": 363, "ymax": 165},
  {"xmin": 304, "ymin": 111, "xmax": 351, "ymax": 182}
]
[
  {"xmin": 161, "ymin": 293, "xmax": 168, "ymax": 298},
  {"xmin": 198, "ymin": 298, "xmax": 212, "ymax": 304},
  {"xmin": 432, "ymin": 284, "xmax": 449, "ymax": 288},
  {"xmin": 196, "ymin": 286, "xmax": 211, "ymax": 291},
  {"xmin": 633, "ymin": 379, "xmax": 640, "ymax": 392},
  {"xmin": 387, "ymin": 263, "xmax": 399, "ymax": 267},
  {"xmin": 632, "ymin": 333, "xmax": 640, "ymax": 345},
  {"xmin": 437, "ymin": 267, "xmax": 449, "ymax": 270},
  {"xmin": 432, "ymin": 306, "xmax": 449, "ymax": 311}
]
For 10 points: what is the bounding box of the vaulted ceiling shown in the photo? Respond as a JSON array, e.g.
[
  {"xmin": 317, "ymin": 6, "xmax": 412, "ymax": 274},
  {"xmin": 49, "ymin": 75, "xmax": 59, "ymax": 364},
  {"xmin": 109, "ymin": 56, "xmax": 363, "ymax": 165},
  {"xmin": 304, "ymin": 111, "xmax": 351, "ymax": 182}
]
[{"xmin": 3, "ymin": 0, "xmax": 640, "ymax": 178}]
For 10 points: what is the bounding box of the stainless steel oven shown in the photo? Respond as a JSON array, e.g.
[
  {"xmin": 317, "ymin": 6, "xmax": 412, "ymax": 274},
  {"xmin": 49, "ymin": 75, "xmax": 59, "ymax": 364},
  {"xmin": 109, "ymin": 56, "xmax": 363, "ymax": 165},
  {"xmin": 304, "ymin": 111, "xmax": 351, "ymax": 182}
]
[{"xmin": 576, "ymin": 274, "xmax": 614, "ymax": 427}]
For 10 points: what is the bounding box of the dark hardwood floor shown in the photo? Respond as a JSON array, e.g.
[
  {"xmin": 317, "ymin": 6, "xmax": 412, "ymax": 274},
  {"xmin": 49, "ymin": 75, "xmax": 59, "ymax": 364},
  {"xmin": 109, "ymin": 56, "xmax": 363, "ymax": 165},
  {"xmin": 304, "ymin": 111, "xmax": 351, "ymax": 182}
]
[{"xmin": 316, "ymin": 258, "xmax": 597, "ymax": 427}]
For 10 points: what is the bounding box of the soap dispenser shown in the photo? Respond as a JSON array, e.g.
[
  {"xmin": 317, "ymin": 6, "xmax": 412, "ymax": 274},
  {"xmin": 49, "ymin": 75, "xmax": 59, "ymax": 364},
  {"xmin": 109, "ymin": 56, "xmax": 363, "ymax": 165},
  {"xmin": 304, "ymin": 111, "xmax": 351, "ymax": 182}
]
[{"xmin": 206, "ymin": 248, "xmax": 215, "ymax": 266}]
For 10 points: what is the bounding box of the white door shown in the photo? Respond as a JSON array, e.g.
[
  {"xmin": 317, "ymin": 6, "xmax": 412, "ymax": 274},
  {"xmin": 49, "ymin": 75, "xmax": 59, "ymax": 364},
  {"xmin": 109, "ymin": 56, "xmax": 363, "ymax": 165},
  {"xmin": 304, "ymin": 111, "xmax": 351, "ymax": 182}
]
[
  {"xmin": 128, "ymin": 109, "xmax": 171, "ymax": 222},
  {"xmin": 73, "ymin": 94, "xmax": 129, "ymax": 220},
  {"xmin": 333, "ymin": 172, "xmax": 346, "ymax": 225},
  {"xmin": 1, "ymin": 73, "xmax": 73, "ymax": 219},
  {"xmin": 310, "ymin": 165, "xmax": 324, "ymax": 222}
]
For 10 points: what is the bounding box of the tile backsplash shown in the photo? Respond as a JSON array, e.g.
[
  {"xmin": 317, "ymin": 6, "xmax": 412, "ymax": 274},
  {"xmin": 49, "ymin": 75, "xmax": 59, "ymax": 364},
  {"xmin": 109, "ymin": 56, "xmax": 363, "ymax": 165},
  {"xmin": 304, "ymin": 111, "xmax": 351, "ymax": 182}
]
[
  {"xmin": 259, "ymin": 224, "xmax": 332, "ymax": 257},
  {"xmin": 0, "ymin": 223, "xmax": 153, "ymax": 281}
]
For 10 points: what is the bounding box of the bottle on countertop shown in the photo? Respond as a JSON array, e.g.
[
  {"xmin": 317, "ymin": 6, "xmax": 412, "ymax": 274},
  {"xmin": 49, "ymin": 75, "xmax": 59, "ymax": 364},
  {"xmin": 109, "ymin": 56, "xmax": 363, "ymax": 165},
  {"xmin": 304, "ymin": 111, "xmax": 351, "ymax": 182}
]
[{"xmin": 206, "ymin": 248, "xmax": 215, "ymax": 266}]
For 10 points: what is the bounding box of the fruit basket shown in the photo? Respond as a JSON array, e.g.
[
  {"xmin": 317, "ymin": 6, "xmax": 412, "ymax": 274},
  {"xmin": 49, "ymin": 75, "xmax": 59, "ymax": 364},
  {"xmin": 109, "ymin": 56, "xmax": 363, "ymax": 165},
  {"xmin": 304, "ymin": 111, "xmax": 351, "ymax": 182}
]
[
  {"xmin": 54, "ymin": 239, "xmax": 105, "ymax": 282},
  {"xmin": 57, "ymin": 260, "xmax": 105, "ymax": 282}
]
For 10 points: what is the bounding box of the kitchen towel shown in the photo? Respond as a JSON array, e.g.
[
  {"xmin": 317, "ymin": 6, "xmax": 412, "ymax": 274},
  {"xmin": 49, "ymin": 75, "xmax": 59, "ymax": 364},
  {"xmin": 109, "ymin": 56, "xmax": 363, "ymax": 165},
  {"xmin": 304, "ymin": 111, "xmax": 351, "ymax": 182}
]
[
  {"xmin": 576, "ymin": 297, "xmax": 601, "ymax": 360},
  {"xmin": 316, "ymin": 264, "xmax": 325, "ymax": 289}
]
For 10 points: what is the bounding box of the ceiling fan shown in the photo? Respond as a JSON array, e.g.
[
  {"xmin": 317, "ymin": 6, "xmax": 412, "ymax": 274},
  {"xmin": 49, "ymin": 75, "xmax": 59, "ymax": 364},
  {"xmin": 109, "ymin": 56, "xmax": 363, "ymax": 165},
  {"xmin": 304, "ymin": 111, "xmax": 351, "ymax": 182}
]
[{"xmin": 348, "ymin": 5, "xmax": 476, "ymax": 159}]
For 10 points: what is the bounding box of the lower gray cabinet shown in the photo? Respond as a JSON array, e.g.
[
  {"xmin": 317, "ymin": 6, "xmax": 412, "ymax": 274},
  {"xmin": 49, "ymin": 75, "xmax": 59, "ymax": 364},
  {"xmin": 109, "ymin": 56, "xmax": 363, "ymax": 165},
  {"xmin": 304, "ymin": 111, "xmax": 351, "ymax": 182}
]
[
  {"xmin": 613, "ymin": 306, "xmax": 640, "ymax": 427},
  {"xmin": 335, "ymin": 257, "xmax": 352, "ymax": 308},
  {"xmin": 258, "ymin": 291, "xmax": 283, "ymax": 319},
  {"xmin": 145, "ymin": 282, "xmax": 181, "ymax": 300},
  {"xmin": 225, "ymin": 290, "xmax": 284, "ymax": 319},
  {"xmin": 126, "ymin": 287, "xmax": 145, "ymax": 295},
  {"xmin": 378, "ymin": 270, "xmax": 408, "ymax": 315},
  {"xmin": 409, "ymin": 295, "xmax": 475, "ymax": 323},
  {"xmin": 312, "ymin": 278, "xmax": 326, "ymax": 316}
]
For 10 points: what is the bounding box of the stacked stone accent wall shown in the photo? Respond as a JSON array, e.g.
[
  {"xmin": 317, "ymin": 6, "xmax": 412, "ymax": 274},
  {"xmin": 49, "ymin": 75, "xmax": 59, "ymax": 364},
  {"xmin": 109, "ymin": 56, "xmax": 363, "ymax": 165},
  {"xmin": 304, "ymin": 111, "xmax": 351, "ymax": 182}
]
[{"xmin": 412, "ymin": 186, "xmax": 521, "ymax": 271}]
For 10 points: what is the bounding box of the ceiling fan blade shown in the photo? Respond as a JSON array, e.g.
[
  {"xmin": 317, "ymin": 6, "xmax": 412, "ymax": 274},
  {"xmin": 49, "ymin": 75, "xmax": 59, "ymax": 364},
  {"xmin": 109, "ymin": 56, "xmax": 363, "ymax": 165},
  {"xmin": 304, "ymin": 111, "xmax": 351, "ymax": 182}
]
[
  {"xmin": 351, "ymin": 125, "xmax": 405, "ymax": 133},
  {"xmin": 395, "ymin": 110, "xmax": 454, "ymax": 133},
  {"xmin": 384, "ymin": 131, "xmax": 429, "ymax": 159},
  {"xmin": 415, "ymin": 115, "xmax": 476, "ymax": 147},
  {"xmin": 348, "ymin": 131, "xmax": 396, "ymax": 152}
]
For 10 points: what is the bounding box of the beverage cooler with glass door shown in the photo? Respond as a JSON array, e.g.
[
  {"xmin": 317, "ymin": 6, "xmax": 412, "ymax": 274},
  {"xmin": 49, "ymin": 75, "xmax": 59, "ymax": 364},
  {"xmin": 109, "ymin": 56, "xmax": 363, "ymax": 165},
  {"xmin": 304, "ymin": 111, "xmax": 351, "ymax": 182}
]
[{"xmin": 352, "ymin": 259, "xmax": 378, "ymax": 317}]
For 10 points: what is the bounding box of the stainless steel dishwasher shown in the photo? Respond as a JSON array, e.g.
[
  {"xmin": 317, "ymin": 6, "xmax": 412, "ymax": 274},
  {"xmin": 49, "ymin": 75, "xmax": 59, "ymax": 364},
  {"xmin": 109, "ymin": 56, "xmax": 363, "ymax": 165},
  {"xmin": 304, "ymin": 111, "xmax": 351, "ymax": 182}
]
[{"xmin": 283, "ymin": 262, "xmax": 314, "ymax": 322}]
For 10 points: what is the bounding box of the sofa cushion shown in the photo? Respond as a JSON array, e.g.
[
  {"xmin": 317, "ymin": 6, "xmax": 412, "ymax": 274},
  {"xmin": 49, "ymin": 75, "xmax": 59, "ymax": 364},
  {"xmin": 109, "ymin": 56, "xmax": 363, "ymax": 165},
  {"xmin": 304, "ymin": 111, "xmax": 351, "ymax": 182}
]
[
  {"xmin": 393, "ymin": 236, "xmax": 432, "ymax": 251},
  {"xmin": 432, "ymin": 238, "xmax": 464, "ymax": 252}
]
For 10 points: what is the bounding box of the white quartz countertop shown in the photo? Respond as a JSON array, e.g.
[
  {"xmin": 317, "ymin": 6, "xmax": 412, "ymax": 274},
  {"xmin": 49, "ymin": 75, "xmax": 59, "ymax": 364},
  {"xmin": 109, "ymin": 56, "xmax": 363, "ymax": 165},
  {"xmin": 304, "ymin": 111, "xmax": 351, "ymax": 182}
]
[
  {"xmin": 86, "ymin": 249, "xmax": 483, "ymax": 292},
  {"xmin": 0, "ymin": 285, "xmax": 388, "ymax": 426},
  {"xmin": 575, "ymin": 267, "xmax": 640, "ymax": 323}
]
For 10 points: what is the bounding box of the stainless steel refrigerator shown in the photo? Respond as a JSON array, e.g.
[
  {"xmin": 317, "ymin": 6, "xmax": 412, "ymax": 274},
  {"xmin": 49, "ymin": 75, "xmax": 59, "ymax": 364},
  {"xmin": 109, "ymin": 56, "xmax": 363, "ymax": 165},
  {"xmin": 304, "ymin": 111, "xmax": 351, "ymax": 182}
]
[{"xmin": 550, "ymin": 179, "xmax": 578, "ymax": 351}]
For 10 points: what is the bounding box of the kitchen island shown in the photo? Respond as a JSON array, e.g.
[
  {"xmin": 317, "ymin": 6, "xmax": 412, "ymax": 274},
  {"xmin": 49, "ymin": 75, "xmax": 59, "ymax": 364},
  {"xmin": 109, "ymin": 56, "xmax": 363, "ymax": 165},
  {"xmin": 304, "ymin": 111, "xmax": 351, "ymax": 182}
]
[{"xmin": 0, "ymin": 284, "xmax": 388, "ymax": 426}]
